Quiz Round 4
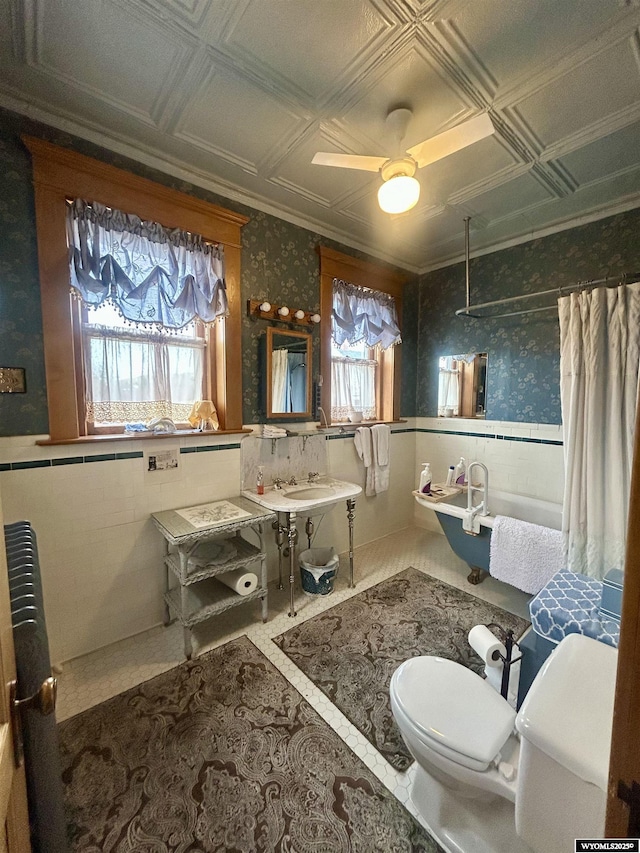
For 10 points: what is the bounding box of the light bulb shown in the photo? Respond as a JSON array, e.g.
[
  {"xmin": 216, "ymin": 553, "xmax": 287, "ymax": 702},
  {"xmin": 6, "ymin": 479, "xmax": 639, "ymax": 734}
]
[
  {"xmin": 294, "ymin": 309, "xmax": 305, "ymax": 320},
  {"xmin": 310, "ymin": 313, "xmax": 321, "ymax": 324},
  {"xmin": 259, "ymin": 301, "xmax": 271, "ymax": 313},
  {"xmin": 377, "ymin": 175, "xmax": 420, "ymax": 214},
  {"xmin": 278, "ymin": 306, "xmax": 290, "ymax": 317}
]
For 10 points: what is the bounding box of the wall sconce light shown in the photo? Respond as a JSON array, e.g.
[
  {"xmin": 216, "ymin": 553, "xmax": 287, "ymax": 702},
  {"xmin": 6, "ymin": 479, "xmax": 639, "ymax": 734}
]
[{"xmin": 247, "ymin": 299, "xmax": 321, "ymax": 327}]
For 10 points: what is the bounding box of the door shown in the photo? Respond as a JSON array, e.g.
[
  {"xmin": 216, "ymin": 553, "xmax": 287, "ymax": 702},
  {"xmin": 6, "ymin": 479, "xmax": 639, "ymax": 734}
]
[
  {"xmin": 606, "ymin": 398, "xmax": 640, "ymax": 836},
  {"xmin": 0, "ymin": 485, "xmax": 31, "ymax": 852}
]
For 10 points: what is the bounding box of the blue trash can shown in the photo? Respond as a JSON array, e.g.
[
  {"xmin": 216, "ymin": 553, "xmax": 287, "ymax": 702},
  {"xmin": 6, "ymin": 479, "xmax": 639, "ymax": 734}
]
[{"xmin": 299, "ymin": 547, "xmax": 339, "ymax": 595}]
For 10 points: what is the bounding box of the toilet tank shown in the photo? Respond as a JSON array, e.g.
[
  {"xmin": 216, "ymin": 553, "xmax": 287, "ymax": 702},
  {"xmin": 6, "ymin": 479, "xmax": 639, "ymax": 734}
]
[{"xmin": 514, "ymin": 633, "xmax": 617, "ymax": 853}]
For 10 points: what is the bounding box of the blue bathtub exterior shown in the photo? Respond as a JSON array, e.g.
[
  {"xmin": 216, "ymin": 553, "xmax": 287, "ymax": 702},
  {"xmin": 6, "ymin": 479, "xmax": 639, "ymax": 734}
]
[{"xmin": 435, "ymin": 510, "xmax": 491, "ymax": 570}]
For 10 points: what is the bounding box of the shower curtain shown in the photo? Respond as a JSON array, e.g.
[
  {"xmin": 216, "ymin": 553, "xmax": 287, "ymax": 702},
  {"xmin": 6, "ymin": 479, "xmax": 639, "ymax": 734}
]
[
  {"xmin": 271, "ymin": 349, "xmax": 289, "ymax": 413},
  {"xmin": 559, "ymin": 281, "xmax": 640, "ymax": 580}
]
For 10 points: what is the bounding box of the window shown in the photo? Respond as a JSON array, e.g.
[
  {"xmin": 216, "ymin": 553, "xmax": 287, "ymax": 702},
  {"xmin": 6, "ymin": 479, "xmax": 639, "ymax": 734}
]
[
  {"xmin": 82, "ymin": 302, "xmax": 206, "ymax": 430},
  {"xmin": 24, "ymin": 136, "xmax": 248, "ymax": 441},
  {"xmin": 330, "ymin": 338, "xmax": 378, "ymax": 421},
  {"xmin": 318, "ymin": 246, "xmax": 406, "ymax": 426}
]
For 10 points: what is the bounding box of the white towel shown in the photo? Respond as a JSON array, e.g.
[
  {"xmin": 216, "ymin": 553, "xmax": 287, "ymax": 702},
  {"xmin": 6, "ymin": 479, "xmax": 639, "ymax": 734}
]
[
  {"xmin": 354, "ymin": 427, "xmax": 375, "ymax": 496},
  {"xmin": 370, "ymin": 424, "xmax": 390, "ymax": 494},
  {"xmin": 489, "ymin": 516, "xmax": 565, "ymax": 594}
]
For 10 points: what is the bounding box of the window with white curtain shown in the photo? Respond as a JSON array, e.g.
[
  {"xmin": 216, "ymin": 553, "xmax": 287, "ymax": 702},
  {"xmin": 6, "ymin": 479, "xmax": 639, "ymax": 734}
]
[
  {"xmin": 83, "ymin": 302, "xmax": 205, "ymax": 427},
  {"xmin": 66, "ymin": 198, "xmax": 225, "ymax": 432},
  {"xmin": 330, "ymin": 278, "xmax": 401, "ymax": 421}
]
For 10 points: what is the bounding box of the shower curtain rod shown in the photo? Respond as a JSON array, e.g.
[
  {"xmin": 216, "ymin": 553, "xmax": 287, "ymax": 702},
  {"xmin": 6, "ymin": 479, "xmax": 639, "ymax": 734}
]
[
  {"xmin": 455, "ymin": 271, "xmax": 640, "ymax": 319},
  {"xmin": 456, "ymin": 219, "xmax": 640, "ymax": 319}
]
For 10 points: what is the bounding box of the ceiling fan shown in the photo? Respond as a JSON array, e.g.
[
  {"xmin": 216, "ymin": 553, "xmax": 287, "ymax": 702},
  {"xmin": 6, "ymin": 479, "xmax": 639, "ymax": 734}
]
[{"xmin": 312, "ymin": 108, "xmax": 495, "ymax": 214}]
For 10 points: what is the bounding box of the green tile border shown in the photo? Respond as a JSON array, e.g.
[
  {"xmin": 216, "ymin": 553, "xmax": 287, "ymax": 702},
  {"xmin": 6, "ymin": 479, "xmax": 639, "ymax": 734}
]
[
  {"xmin": 414, "ymin": 427, "xmax": 563, "ymax": 446},
  {"xmin": 0, "ymin": 429, "xmax": 563, "ymax": 472}
]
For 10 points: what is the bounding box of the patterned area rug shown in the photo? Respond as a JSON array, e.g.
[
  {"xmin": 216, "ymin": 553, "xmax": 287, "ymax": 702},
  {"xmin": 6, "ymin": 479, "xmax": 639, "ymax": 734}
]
[
  {"xmin": 274, "ymin": 567, "xmax": 530, "ymax": 772},
  {"xmin": 59, "ymin": 634, "xmax": 441, "ymax": 852}
]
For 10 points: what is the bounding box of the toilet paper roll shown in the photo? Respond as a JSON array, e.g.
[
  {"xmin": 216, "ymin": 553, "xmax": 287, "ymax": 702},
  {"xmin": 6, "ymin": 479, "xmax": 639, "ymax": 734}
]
[
  {"xmin": 217, "ymin": 569, "xmax": 258, "ymax": 596},
  {"xmin": 468, "ymin": 624, "xmax": 506, "ymax": 669}
]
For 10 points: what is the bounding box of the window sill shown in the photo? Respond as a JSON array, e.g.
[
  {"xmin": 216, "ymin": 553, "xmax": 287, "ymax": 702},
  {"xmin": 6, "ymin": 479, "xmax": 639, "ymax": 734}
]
[{"xmin": 36, "ymin": 428, "xmax": 253, "ymax": 446}]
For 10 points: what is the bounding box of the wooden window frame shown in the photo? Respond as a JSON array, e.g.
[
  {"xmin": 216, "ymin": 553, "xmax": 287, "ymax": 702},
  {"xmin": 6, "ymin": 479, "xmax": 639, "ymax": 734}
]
[
  {"xmin": 317, "ymin": 245, "xmax": 407, "ymax": 425},
  {"xmin": 23, "ymin": 136, "xmax": 248, "ymax": 441}
]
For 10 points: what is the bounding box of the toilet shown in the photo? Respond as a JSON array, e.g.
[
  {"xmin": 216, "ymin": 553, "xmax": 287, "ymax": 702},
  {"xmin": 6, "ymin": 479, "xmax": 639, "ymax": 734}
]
[{"xmin": 390, "ymin": 633, "xmax": 617, "ymax": 853}]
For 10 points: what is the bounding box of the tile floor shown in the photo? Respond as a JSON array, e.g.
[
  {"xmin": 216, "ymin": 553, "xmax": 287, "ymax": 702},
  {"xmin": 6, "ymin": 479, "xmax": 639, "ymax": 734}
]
[{"xmin": 56, "ymin": 525, "xmax": 531, "ymax": 851}]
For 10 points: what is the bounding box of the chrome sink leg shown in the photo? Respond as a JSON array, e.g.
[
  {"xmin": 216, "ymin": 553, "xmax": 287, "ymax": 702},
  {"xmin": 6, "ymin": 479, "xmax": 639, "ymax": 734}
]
[
  {"xmin": 287, "ymin": 512, "xmax": 298, "ymax": 617},
  {"xmin": 346, "ymin": 498, "xmax": 356, "ymax": 588},
  {"xmin": 273, "ymin": 519, "xmax": 285, "ymax": 590}
]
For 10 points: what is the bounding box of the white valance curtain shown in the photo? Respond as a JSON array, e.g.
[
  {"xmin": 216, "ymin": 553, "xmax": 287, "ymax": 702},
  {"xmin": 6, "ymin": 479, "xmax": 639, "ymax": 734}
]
[
  {"xmin": 66, "ymin": 199, "xmax": 227, "ymax": 329},
  {"xmin": 559, "ymin": 281, "xmax": 640, "ymax": 580},
  {"xmin": 332, "ymin": 278, "xmax": 401, "ymax": 350}
]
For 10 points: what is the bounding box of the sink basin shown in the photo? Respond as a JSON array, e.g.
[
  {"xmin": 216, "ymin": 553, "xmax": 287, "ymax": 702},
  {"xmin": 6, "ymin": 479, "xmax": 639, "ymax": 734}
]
[
  {"xmin": 242, "ymin": 477, "xmax": 361, "ymax": 514},
  {"xmin": 284, "ymin": 486, "xmax": 335, "ymax": 501}
]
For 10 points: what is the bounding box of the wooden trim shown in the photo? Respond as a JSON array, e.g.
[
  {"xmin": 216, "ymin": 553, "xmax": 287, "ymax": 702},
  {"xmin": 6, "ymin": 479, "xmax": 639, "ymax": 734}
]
[
  {"xmin": 317, "ymin": 245, "xmax": 409, "ymax": 424},
  {"xmin": 23, "ymin": 136, "xmax": 248, "ymax": 439},
  {"xmin": 605, "ymin": 398, "xmax": 640, "ymax": 836}
]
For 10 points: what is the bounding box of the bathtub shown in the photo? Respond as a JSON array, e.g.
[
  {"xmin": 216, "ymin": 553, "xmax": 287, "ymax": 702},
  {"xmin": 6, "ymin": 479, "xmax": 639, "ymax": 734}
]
[{"xmin": 414, "ymin": 488, "xmax": 562, "ymax": 585}]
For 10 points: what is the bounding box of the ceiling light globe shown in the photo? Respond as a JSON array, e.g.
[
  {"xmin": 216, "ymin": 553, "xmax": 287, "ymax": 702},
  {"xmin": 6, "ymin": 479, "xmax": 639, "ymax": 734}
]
[{"xmin": 378, "ymin": 175, "xmax": 420, "ymax": 214}]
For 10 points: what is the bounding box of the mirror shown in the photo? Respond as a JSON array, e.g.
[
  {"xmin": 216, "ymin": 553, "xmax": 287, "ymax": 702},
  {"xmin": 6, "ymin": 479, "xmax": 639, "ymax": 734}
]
[
  {"xmin": 438, "ymin": 352, "xmax": 487, "ymax": 418},
  {"xmin": 266, "ymin": 327, "xmax": 312, "ymax": 418}
]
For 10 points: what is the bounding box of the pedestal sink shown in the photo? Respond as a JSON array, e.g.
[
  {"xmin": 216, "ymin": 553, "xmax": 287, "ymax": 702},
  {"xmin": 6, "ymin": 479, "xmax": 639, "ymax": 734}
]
[{"xmin": 242, "ymin": 478, "xmax": 362, "ymax": 617}]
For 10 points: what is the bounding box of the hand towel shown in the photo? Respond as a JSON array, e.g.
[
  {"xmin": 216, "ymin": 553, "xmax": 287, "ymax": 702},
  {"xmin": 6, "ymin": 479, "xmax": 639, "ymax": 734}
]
[
  {"xmin": 371, "ymin": 423, "xmax": 390, "ymax": 466},
  {"xmin": 489, "ymin": 516, "xmax": 565, "ymax": 594},
  {"xmin": 354, "ymin": 427, "xmax": 375, "ymax": 495},
  {"xmin": 370, "ymin": 424, "xmax": 390, "ymax": 494}
]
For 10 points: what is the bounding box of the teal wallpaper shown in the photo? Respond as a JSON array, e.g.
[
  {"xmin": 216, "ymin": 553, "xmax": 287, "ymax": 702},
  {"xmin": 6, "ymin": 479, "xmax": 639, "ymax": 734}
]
[
  {"xmin": 0, "ymin": 106, "xmax": 408, "ymax": 435},
  {"xmin": 416, "ymin": 208, "xmax": 640, "ymax": 423},
  {"xmin": 2, "ymin": 102, "xmax": 639, "ymax": 434}
]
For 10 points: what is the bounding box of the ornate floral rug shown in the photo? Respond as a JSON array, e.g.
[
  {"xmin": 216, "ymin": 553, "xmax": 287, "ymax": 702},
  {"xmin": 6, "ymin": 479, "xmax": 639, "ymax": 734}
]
[
  {"xmin": 274, "ymin": 567, "xmax": 530, "ymax": 771},
  {"xmin": 58, "ymin": 634, "xmax": 441, "ymax": 852}
]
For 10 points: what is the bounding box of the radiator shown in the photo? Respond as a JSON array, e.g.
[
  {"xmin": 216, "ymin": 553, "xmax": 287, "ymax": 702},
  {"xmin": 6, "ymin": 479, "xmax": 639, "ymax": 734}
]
[{"xmin": 5, "ymin": 522, "xmax": 68, "ymax": 853}]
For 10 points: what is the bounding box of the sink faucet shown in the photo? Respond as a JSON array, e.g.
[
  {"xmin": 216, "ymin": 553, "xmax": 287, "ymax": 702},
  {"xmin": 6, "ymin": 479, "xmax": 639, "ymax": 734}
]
[
  {"xmin": 318, "ymin": 406, "xmax": 329, "ymax": 429},
  {"xmin": 308, "ymin": 471, "xmax": 320, "ymax": 483},
  {"xmin": 288, "ymin": 475, "xmax": 297, "ymax": 486},
  {"xmin": 273, "ymin": 477, "xmax": 285, "ymax": 490}
]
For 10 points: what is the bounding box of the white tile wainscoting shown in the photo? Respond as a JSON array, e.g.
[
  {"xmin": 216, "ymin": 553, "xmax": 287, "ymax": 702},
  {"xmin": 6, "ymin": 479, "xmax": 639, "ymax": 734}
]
[{"xmin": 0, "ymin": 417, "xmax": 563, "ymax": 664}]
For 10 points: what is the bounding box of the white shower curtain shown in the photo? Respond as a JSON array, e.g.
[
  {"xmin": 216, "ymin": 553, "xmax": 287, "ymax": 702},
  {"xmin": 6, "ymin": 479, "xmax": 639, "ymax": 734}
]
[
  {"xmin": 559, "ymin": 281, "xmax": 640, "ymax": 580},
  {"xmin": 271, "ymin": 349, "xmax": 289, "ymax": 413}
]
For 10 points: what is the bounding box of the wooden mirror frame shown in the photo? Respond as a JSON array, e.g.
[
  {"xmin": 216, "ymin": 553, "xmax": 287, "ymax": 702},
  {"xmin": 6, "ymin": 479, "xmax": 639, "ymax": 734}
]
[{"xmin": 266, "ymin": 327, "xmax": 312, "ymax": 419}]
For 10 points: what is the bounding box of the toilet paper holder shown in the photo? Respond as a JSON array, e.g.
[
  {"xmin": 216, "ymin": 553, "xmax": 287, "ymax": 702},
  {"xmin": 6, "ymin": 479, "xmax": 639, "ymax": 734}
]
[{"xmin": 484, "ymin": 623, "xmax": 523, "ymax": 701}]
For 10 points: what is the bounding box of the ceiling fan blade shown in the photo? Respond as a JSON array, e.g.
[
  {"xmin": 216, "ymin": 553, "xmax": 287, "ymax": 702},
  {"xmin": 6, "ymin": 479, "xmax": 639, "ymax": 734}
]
[
  {"xmin": 407, "ymin": 113, "xmax": 495, "ymax": 169},
  {"xmin": 312, "ymin": 152, "xmax": 387, "ymax": 172}
]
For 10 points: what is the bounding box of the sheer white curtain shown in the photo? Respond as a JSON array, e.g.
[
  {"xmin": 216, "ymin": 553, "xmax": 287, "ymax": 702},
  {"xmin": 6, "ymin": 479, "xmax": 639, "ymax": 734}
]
[
  {"xmin": 84, "ymin": 324, "xmax": 204, "ymax": 424},
  {"xmin": 438, "ymin": 357, "xmax": 459, "ymax": 415},
  {"xmin": 331, "ymin": 357, "xmax": 376, "ymax": 421},
  {"xmin": 271, "ymin": 349, "xmax": 289, "ymax": 413},
  {"xmin": 560, "ymin": 281, "xmax": 640, "ymax": 579}
]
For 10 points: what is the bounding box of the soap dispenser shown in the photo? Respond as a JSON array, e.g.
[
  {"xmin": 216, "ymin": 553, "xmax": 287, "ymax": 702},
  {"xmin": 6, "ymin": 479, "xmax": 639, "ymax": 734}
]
[
  {"xmin": 419, "ymin": 463, "xmax": 432, "ymax": 495},
  {"xmin": 454, "ymin": 457, "xmax": 467, "ymax": 486}
]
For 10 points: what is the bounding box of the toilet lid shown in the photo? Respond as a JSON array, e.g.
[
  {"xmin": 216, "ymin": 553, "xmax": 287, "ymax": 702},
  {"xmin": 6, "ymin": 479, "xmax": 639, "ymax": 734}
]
[{"xmin": 392, "ymin": 656, "xmax": 516, "ymax": 767}]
